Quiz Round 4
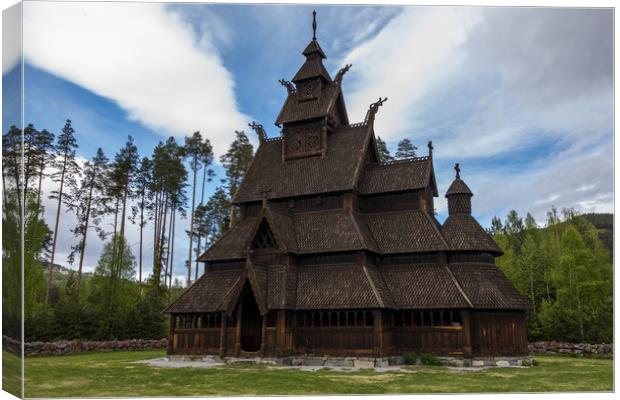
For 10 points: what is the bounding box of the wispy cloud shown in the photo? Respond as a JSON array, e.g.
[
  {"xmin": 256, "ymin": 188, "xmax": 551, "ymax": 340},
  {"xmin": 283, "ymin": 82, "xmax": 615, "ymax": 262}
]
[
  {"xmin": 23, "ymin": 2, "xmax": 249, "ymax": 157},
  {"xmin": 338, "ymin": 6, "xmax": 613, "ymax": 222}
]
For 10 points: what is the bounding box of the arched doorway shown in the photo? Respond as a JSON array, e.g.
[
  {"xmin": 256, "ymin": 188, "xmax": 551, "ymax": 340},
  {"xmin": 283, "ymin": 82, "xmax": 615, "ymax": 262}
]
[{"xmin": 239, "ymin": 282, "xmax": 263, "ymax": 352}]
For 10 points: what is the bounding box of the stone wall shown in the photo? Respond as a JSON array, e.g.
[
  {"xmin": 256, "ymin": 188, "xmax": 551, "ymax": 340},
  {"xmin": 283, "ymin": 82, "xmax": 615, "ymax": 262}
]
[
  {"xmin": 3, "ymin": 336, "xmax": 613, "ymax": 358},
  {"xmin": 528, "ymin": 341, "xmax": 613, "ymax": 356},
  {"xmin": 3, "ymin": 336, "xmax": 167, "ymax": 357}
]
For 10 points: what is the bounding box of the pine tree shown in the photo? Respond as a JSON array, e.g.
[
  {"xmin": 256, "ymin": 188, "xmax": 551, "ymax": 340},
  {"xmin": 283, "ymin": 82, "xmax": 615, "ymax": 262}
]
[
  {"xmin": 131, "ymin": 157, "xmax": 152, "ymax": 288},
  {"xmin": 46, "ymin": 119, "xmax": 80, "ymax": 305},
  {"xmin": 149, "ymin": 137, "xmax": 187, "ymax": 289},
  {"xmin": 395, "ymin": 138, "xmax": 417, "ymax": 159},
  {"xmin": 183, "ymin": 131, "xmax": 213, "ymax": 285},
  {"xmin": 375, "ymin": 136, "xmax": 393, "ymax": 163},
  {"xmin": 220, "ymin": 130, "xmax": 253, "ymax": 226},
  {"xmin": 33, "ymin": 128, "xmax": 55, "ymax": 210},
  {"xmin": 67, "ymin": 148, "xmax": 110, "ymax": 293},
  {"xmin": 108, "ymin": 136, "xmax": 139, "ymax": 286}
]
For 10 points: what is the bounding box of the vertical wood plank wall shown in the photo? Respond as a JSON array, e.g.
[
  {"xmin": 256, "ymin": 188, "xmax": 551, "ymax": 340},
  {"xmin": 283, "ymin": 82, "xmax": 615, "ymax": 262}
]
[{"xmin": 168, "ymin": 310, "xmax": 528, "ymax": 357}]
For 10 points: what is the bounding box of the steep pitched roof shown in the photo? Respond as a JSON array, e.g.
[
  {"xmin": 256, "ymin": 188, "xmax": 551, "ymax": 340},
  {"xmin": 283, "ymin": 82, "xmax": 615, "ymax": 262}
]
[
  {"xmin": 359, "ymin": 157, "xmax": 436, "ymax": 195},
  {"xmin": 449, "ymin": 263, "xmax": 529, "ymax": 310},
  {"xmin": 198, "ymin": 218, "xmax": 256, "ymax": 261},
  {"xmin": 293, "ymin": 210, "xmax": 370, "ymax": 253},
  {"xmin": 296, "ymin": 263, "xmax": 385, "ymax": 309},
  {"xmin": 233, "ymin": 123, "xmax": 372, "ymax": 203},
  {"xmin": 275, "ymin": 83, "xmax": 341, "ymax": 126},
  {"xmin": 365, "ymin": 210, "xmax": 449, "ymax": 253},
  {"xmin": 380, "ymin": 263, "xmax": 470, "ymax": 309},
  {"xmin": 163, "ymin": 265, "xmax": 245, "ymax": 313},
  {"xmin": 442, "ymin": 214, "xmax": 502, "ymax": 254},
  {"xmin": 302, "ymin": 40, "xmax": 326, "ymax": 58},
  {"xmin": 265, "ymin": 204, "xmax": 298, "ymax": 253}
]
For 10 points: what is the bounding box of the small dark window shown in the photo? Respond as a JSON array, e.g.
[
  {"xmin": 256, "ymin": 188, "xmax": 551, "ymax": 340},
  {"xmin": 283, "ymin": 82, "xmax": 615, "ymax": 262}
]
[
  {"xmin": 404, "ymin": 311, "xmax": 412, "ymax": 327},
  {"xmin": 252, "ymin": 221, "xmax": 278, "ymax": 249},
  {"xmin": 330, "ymin": 312, "xmax": 337, "ymax": 327},
  {"xmin": 347, "ymin": 311, "xmax": 355, "ymax": 327},
  {"xmin": 414, "ymin": 311, "xmax": 422, "ymax": 326},
  {"xmin": 266, "ymin": 312, "xmax": 276, "ymax": 327},
  {"xmin": 365, "ymin": 311, "xmax": 374, "ymax": 327},
  {"xmin": 432, "ymin": 311, "xmax": 441, "ymax": 326},
  {"xmin": 452, "ymin": 311, "xmax": 462, "ymax": 326},
  {"xmin": 422, "ymin": 311, "xmax": 431, "ymax": 326}
]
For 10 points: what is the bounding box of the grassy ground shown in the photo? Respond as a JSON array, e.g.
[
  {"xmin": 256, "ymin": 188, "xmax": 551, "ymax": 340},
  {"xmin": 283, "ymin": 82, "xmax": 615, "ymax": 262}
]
[
  {"xmin": 17, "ymin": 350, "xmax": 612, "ymax": 397},
  {"xmin": 2, "ymin": 350, "xmax": 22, "ymax": 398}
]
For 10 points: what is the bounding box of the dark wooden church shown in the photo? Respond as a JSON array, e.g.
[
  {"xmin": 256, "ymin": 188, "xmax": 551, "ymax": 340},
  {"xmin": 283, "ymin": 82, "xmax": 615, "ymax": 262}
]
[{"xmin": 165, "ymin": 13, "xmax": 529, "ymax": 358}]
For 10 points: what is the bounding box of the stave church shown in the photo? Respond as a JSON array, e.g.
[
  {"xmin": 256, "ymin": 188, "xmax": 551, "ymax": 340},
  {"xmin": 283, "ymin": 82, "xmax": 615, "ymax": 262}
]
[{"xmin": 164, "ymin": 12, "xmax": 529, "ymax": 358}]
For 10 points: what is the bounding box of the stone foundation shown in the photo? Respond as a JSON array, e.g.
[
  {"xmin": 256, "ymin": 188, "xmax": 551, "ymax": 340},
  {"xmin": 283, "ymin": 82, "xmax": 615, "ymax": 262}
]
[{"xmin": 167, "ymin": 354, "xmax": 532, "ymax": 368}]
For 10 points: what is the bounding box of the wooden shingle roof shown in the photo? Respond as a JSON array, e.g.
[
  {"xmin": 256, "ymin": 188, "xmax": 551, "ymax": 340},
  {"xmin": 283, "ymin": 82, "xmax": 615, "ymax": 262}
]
[
  {"xmin": 233, "ymin": 123, "xmax": 371, "ymax": 203},
  {"xmin": 446, "ymin": 178, "xmax": 473, "ymax": 196},
  {"xmin": 449, "ymin": 263, "xmax": 529, "ymax": 310},
  {"xmin": 381, "ymin": 263, "xmax": 470, "ymax": 309},
  {"xmin": 164, "ymin": 266, "xmax": 244, "ymax": 313},
  {"xmin": 294, "ymin": 210, "xmax": 370, "ymax": 253},
  {"xmin": 198, "ymin": 218, "xmax": 255, "ymax": 261},
  {"xmin": 275, "ymin": 84, "xmax": 341, "ymax": 125},
  {"xmin": 359, "ymin": 157, "xmax": 436, "ymax": 195},
  {"xmin": 442, "ymin": 214, "xmax": 502, "ymax": 254},
  {"xmin": 296, "ymin": 263, "xmax": 385, "ymax": 309},
  {"xmin": 365, "ymin": 210, "xmax": 449, "ymax": 253}
]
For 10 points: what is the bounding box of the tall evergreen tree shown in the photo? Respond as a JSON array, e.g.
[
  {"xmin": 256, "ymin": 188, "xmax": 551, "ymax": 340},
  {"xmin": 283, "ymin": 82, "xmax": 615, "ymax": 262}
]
[
  {"xmin": 149, "ymin": 137, "xmax": 187, "ymax": 288},
  {"xmin": 131, "ymin": 157, "xmax": 152, "ymax": 288},
  {"xmin": 46, "ymin": 119, "xmax": 80, "ymax": 305},
  {"xmin": 375, "ymin": 136, "xmax": 393, "ymax": 163},
  {"xmin": 67, "ymin": 148, "xmax": 110, "ymax": 293},
  {"xmin": 33, "ymin": 128, "xmax": 55, "ymax": 210},
  {"xmin": 394, "ymin": 138, "xmax": 417, "ymax": 159},
  {"xmin": 108, "ymin": 136, "xmax": 139, "ymax": 287},
  {"xmin": 183, "ymin": 131, "xmax": 213, "ymax": 285},
  {"xmin": 220, "ymin": 130, "xmax": 253, "ymax": 226}
]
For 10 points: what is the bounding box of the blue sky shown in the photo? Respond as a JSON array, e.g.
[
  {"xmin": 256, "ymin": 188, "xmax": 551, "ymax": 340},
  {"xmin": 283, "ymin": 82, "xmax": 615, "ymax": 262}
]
[{"xmin": 3, "ymin": 3, "xmax": 613, "ymax": 281}]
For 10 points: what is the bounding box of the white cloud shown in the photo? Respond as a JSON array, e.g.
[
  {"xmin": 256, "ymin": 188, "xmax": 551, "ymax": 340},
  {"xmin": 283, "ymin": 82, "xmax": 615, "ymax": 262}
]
[
  {"xmin": 2, "ymin": 2, "xmax": 21, "ymax": 74},
  {"xmin": 340, "ymin": 7, "xmax": 480, "ymax": 134},
  {"xmin": 339, "ymin": 7, "xmax": 612, "ymax": 221},
  {"xmin": 23, "ymin": 2, "xmax": 249, "ymax": 157}
]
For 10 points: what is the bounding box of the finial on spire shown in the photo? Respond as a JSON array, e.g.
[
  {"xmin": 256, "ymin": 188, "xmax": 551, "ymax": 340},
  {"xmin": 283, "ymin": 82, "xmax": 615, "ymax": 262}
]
[
  {"xmin": 454, "ymin": 163, "xmax": 461, "ymax": 179},
  {"xmin": 428, "ymin": 141, "xmax": 433, "ymax": 157},
  {"xmin": 312, "ymin": 10, "xmax": 317, "ymax": 41}
]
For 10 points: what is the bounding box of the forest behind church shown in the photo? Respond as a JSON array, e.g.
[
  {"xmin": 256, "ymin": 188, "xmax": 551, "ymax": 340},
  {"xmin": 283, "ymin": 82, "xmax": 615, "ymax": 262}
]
[{"xmin": 2, "ymin": 124, "xmax": 613, "ymax": 344}]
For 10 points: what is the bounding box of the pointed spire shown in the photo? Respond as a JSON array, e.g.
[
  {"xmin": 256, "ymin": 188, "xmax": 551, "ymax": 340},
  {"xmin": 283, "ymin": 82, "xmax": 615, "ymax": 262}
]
[{"xmin": 312, "ymin": 10, "xmax": 317, "ymax": 41}]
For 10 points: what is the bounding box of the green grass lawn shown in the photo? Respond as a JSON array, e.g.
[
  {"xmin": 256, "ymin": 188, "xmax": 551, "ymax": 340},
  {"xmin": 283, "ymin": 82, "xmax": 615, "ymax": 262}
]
[
  {"xmin": 15, "ymin": 350, "xmax": 612, "ymax": 397},
  {"xmin": 2, "ymin": 350, "xmax": 22, "ymax": 398}
]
